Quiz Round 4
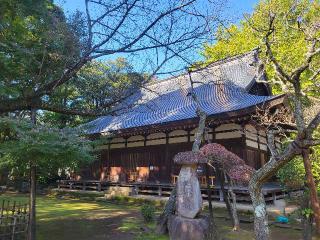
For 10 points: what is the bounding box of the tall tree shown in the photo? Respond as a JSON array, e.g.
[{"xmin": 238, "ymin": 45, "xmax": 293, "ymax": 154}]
[
  {"xmin": 0, "ymin": 0, "xmax": 82, "ymax": 111},
  {"xmin": 0, "ymin": 118, "xmax": 93, "ymax": 182},
  {"xmin": 41, "ymin": 58, "xmax": 145, "ymax": 127},
  {"xmin": 0, "ymin": 0, "xmax": 223, "ymax": 116},
  {"xmin": 203, "ymin": 0, "xmax": 320, "ymax": 239},
  {"xmin": 0, "ymin": 117, "xmax": 95, "ymax": 240}
]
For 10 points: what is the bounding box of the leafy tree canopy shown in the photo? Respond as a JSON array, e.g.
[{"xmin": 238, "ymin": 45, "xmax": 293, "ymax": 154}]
[
  {"xmin": 41, "ymin": 57, "xmax": 145, "ymax": 127},
  {"xmin": 0, "ymin": 0, "xmax": 83, "ymax": 108},
  {"xmin": 202, "ymin": 0, "xmax": 319, "ymax": 96},
  {"xmin": 202, "ymin": 0, "xmax": 320, "ymax": 188},
  {"xmin": 0, "ymin": 117, "xmax": 95, "ymax": 183},
  {"xmin": 0, "ymin": 0, "xmax": 146, "ymax": 124}
]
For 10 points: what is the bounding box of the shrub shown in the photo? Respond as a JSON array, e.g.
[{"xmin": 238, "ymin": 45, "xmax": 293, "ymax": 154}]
[
  {"xmin": 277, "ymin": 157, "xmax": 305, "ymax": 190},
  {"xmin": 277, "ymin": 147, "xmax": 320, "ymax": 191},
  {"xmin": 141, "ymin": 203, "xmax": 156, "ymax": 222}
]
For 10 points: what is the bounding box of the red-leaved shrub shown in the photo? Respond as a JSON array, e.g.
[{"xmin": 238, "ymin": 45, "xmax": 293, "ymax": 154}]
[{"xmin": 200, "ymin": 143, "xmax": 254, "ymax": 184}]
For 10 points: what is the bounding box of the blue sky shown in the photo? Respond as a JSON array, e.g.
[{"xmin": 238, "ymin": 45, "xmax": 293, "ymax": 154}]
[
  {"xmin": 57, "ymin": 0, "xmax": 259, "ymax": 18},
  {"xmin": 55, "ymin": 0, "xmax": 259, "ymax": 76}
]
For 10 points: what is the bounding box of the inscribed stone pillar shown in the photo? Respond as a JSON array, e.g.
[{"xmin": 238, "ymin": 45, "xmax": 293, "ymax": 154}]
[
  {"xmin": 176, "ymin": 164, "xmax": 202, "ymax": 218},
  {"xmin": 170, "ymin": 151, "xmax": 209, "ymax": 240},
  {"xmin": 174, "ymin": 151, "xmax": 206, "ymax": 219}
]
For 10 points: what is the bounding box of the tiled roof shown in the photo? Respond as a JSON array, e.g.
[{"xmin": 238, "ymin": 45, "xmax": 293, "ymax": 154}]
[{"xmin": 86, "ymin": 50, "xmax": 278, "ymax": 134}]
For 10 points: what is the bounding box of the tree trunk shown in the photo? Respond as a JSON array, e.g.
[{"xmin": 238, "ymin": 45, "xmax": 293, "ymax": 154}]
[
  {"xmin": 28, "ymin": 165, "xmax": 36, "ymax": 240},
  {"xmin": 301, "ymin": 192, "xmax": 312, "ymax": 240},
  {"xmin": 247, "ymin": 140, "xmax": 300, "ymax": 240},
  {"xmin": 228, "ymin": 179, "xmax": 239, "ymax": 231},
  {"xmin": 205, "ymin": 164, "xmax": 219, "ymax": 240},
  {"xmin": 156, "ymin": 186, "xmax": 176, "ymax": 234},
  {"xmin": 302, "ymin": 214, "xmax": 313, "ymax": 240},
  {"xmin": 28, "ymin": 109, "xmax": 37, "ymax": 240},
  {"xmin": 193, "ymin": 111, "xmax": 219, "ymax": 239},
  {"xmin": 302, "ymin": 148, "xmax": 320, "ymax": 235},
  {"xmin": 217, "ymin": 170, "xmax": 233, "ymax": 222},
  {"xmin": 248, "ymin": 181, "xmax": 269, "ymax": 240}
]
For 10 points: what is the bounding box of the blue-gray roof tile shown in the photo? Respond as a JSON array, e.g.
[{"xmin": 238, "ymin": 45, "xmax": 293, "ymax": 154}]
[{"xmin": 86, "ymin": 50, "xmax": 277, "ymax": 134}]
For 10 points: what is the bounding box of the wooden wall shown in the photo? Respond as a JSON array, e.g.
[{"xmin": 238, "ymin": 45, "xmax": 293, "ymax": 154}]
[{"xmin": 80, "ymin": 123, "xmax": 269, "ymax": 182}]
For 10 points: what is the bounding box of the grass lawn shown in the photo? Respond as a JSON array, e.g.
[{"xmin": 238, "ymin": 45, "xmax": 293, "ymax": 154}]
[
  {"xmin": 0, "ymin": 192, "xmax": 167, "ymax": 240},
  {"xmin": 0, "ymin": 192, "xmax": 308, "ymax": 240}
]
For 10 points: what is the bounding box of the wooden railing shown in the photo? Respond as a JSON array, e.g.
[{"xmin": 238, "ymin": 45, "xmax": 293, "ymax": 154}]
[
  {"xmin": 0, "ymin": 200, "xmax": 29, "ymax": 240},
  {"xmin": 171, "ymin": 175, "xmax": 215, "ymax": 187},
  {"xmin": 57, "ymin": 179, "xmax": 288, "ymax": 204}
]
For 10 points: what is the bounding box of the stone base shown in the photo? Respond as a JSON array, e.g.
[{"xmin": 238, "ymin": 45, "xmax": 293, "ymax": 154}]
[
  {"xmin": 168, "ymin": 215, "xmax": 210, "ymax": 240},
  {"xmin": 104, "ymin": 186, "xmax": 134, "ymax": 198}
]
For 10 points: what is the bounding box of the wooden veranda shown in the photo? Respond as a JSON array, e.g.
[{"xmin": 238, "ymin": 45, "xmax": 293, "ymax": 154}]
[{"xmin": 57, "ymin": 179, "xmax": 288, "ymax": 204}]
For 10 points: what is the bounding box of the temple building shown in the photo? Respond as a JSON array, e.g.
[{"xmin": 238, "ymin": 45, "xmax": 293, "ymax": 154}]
[{"xmin": 79, "ymin": 50, "xmax": 285, "ymax": 186}]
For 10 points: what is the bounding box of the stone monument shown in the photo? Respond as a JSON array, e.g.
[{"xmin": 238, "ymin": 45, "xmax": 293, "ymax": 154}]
[{"xmin": 168, "ymin": 151, "xmax": 210, "ymax": 240}]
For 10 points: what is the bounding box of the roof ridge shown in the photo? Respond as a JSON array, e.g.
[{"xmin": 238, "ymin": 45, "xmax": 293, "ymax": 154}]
[
  {"xmin": 145, "ymin": 48, "xmax": 259, "ymax": 88},
  {"xmin": 203, "ymin": 48, "xmax": 259, "ymax": 69}
]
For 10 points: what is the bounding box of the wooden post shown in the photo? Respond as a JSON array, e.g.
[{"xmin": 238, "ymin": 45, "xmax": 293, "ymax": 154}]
[
  {"xmin": 205, "ymin": 164, "xmax": 213, "ymax": 216},
  {"xmin": 219, "ymin": 190, "xmax": 224, "ymax": 202},
  {"xmin": 135, "ymin": 185, "xmax": 139, "ymax": 195},
  {"xmin": 164, "ymin": 132, "xmax": 170, "ymax": 182},
  {"xmin": 124, "ymin": 137, "xmax": 128, "ymax": 148},
  {"xmin": 241, "ymin": 123, "xmax": 246, "ymax": 160},
  {"xmin": 143, "ymin": 134, "xmax": 147, "ymax": 147},
  {"xmin": 11, "ymin": 216, "xmax": 17, "ymax": 240},
  {"xmin": 272, "ymin": 192, "xmax": 276, "ymax": 204}
]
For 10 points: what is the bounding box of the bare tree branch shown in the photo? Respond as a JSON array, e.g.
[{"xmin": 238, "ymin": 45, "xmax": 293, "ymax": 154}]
[
  {"xmin": 264, "ymin": 13, "xmax": 291, "ymax": 83},
  {"xmin": 1, "ymin": 0, "xmax": 220, "ymax": 115},
  {"xmin": 291, "ymin": 40, "xmax": 320, "ymax": 81}
]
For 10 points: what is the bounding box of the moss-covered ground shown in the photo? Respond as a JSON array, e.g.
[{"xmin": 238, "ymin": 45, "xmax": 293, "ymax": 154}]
[{"xmin": 0, "ymin": 192, "xmax": 312, "ymax": 240}]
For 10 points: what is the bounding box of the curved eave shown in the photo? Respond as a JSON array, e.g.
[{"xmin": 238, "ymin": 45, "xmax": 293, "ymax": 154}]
[{"xmin": 92, "ymin": 94, "xmax": 286, "ymax": 138}]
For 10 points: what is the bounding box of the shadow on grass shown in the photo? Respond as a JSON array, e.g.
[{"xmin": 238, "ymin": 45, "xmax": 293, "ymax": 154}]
[
  {"xmin": 0, "ymin": 193, "xmax": 305, "ymax": 240},
  {"xmin": 37, "ymin": 213, "xmax": 138, "ymax": 240}
]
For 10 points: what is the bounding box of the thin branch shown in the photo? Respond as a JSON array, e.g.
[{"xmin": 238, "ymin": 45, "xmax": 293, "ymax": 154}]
[
  {"xmin": 310, "ymin": 68, "xmax": 320, "ymax": 82},
  {"xmin": 91, "ymin": 0, "xmax": 138, "ymax": 51},
  {"xmin": 291, "ymin": 40, "xmax": 320, "ymax": 81},
  {"xmin": 85, "ymin": 0, "xmax": 93, "ymax": 49},
  {"xmin": 264, "ymin": 13, "xmax": 291, "ymax": 83},
  {"xmin": 306, "ymin": 111, "xmax": 320, "ymax": 137}
]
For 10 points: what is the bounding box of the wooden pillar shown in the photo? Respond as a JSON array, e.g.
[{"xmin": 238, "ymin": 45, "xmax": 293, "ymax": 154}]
[
  {"xmin": 272, "ymin": 192, "xmax": 276, "ymax": 204},
  {"xmin": 211, "ymin": 124, "xmax": 216, "ymax": 142},
  {"xmin": 99, "ymin": 138, "xmax": 107, "ymax": 181},
  {"xmin": 241, "ymin": 123, "xmax": 246, "ymax": 161},
  {"xmin": 107, "ymin": 140, "xmax": 111, "ymax": 170},
  {"xmin": 124, "ymin": 137, "xmax": 128, "ymax": 148},
  {"xmin": 219, "ymin": 189, "xmax": 224, "ymax": 202},
  {"xmin": 143, "ymin": 134, "xmax": 147, "ymax": 147},
  {"xmin": 135, "ymin": 185, "xmax": 139, "ymax": 195},
  {"xmin": 165, "ymin": 132, "xmax": 170, "ymax": 183}
]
